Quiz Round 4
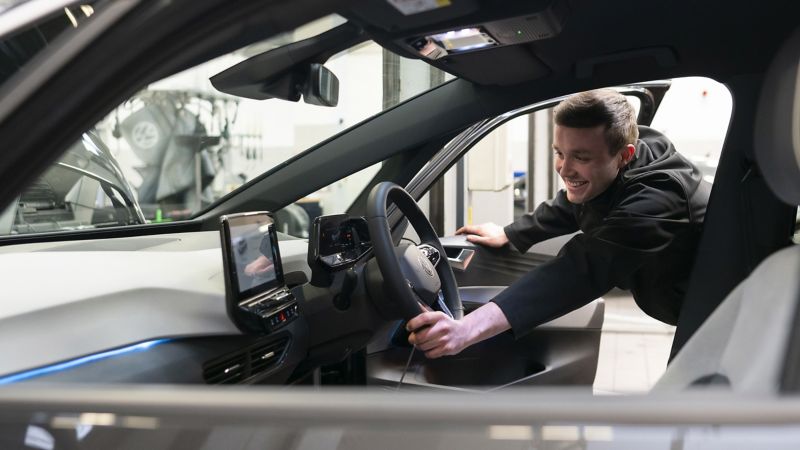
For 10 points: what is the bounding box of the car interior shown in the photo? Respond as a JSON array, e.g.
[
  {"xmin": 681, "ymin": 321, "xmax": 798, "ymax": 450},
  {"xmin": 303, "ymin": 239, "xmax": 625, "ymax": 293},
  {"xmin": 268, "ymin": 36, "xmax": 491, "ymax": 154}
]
[{"xmin": 0, "ymin": 0, "xmax": 799, "ymax": 397}]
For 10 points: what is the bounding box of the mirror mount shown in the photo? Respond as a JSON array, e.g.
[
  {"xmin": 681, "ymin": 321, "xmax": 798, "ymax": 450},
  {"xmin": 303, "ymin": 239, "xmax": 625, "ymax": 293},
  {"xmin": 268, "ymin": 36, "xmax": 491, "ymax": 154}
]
[{"xmin": 260, "ymin": 71, "xmax": 302, "ymax": 103}]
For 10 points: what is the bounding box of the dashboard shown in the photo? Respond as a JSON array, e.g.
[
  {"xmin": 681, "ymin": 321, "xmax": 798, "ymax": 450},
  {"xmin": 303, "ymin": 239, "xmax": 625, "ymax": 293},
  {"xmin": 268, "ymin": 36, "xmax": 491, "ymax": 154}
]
[
  {"xmin": 0, "ymin": 229, "xmax": 312, "ymax": 385},
  {"xmin": 0, "ymin": 212, "xmax": 384, "ymax": 386},
  {"xmin": 0, "ymin": 211, "xmax": 603, "ymax": 389}
]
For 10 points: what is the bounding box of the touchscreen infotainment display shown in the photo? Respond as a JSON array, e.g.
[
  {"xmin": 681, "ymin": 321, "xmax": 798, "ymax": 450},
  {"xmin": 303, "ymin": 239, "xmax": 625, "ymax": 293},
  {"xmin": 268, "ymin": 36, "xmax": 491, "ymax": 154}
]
[{"xmin": 222, "ymin": 212, "xmax": 284, "ymax": 301}]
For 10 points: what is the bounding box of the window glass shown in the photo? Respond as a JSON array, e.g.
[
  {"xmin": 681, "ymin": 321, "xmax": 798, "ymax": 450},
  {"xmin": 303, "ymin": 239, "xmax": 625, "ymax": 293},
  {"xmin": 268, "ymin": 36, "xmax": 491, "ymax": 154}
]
[
  {"xmin": 0, "ymin": 16, "xmax": 445, "ymax": 237},
  {"xmin": 441, "ymin": 80, "xmax": 731, "ymax": 233},
  {"xmin": 276, "ymin": 46, "xmax": 451, "ymax": 238},
  {"xmin": 650, "ymin": 77, "xmax": 733, "ymax": 184},
  {"xmin": 456, "ymin": 92, "xmax": 643, "ymax": 228},
  {"xmin": 274, "ymin": 162, "xmax": 382, "ymax": 238}
]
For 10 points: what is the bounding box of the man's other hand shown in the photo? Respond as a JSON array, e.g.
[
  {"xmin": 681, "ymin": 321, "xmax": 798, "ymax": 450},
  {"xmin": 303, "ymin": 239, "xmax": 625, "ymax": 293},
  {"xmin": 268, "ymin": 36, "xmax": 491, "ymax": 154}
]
[
  {"xmin": 407, "ymin": 311, "xmax": 472, "ymax": 358},
  {"xmin": 455, "ymin": 223, "xmax": 509, "ymax": 247}
]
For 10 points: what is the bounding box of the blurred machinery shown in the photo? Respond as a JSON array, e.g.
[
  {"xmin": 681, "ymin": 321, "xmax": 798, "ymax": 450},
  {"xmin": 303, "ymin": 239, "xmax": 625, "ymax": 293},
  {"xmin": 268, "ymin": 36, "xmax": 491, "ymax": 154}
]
[{"xmin": 114, "ymin": 90, "xmax": 235, "ymax": 221}]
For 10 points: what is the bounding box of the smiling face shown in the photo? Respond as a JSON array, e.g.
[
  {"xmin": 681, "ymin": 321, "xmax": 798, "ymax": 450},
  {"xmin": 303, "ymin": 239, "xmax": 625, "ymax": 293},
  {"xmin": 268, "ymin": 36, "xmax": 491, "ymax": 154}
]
[{"xmin": 554, "ymin": 124, "xmax": 634, "ymax": 204}]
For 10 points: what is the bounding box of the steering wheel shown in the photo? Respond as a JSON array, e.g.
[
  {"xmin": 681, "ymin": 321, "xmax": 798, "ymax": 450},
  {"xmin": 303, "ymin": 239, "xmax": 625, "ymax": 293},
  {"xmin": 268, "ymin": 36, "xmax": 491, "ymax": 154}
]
[{"xmin": 366, "ymin": 182, "xmax": 463, "ymax": 321}]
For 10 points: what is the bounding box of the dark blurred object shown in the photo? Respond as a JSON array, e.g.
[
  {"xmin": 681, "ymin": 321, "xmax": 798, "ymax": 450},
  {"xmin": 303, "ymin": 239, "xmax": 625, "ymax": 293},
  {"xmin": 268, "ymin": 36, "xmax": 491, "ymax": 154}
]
[
  {"xmin": 120, "ymin": 91, "xmax": 221, "ymax": 215},
  {"xmin": 513, "ymin": 175, "xmax": 526, "ymax": 221},
  {"xmin": 273, "ymin": 204, "xmax": 310, "ymax": 238},
  {"xmin": 296, "ymin": 200, "xmax": 323, "ymax": 223}
]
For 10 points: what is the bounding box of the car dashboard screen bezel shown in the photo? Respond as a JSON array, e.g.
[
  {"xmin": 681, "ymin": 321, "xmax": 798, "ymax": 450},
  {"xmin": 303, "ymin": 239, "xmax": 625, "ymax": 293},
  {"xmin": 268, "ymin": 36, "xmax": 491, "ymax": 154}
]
[{"xmin": 220, "ymin": 212, "xmax": 285, "ymax": 304}]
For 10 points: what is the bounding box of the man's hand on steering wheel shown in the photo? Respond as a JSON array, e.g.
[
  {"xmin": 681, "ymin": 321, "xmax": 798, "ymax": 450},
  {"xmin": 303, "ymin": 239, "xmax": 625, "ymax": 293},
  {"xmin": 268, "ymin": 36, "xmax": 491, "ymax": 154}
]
[
  {"xmin": 366, "ymin": 182, "xmax": 511, "ymax": 360},
  {"xmin": 406, "ymin": 311, "xmax": 471, "ymax": 358}
]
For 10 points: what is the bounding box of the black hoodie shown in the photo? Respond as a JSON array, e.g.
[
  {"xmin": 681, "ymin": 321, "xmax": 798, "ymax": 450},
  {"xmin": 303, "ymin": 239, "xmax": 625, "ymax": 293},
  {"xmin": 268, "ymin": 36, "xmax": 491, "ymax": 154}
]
[{"xmin": 493, "ymin": 126, "xmax": 710, "ymax": 337}]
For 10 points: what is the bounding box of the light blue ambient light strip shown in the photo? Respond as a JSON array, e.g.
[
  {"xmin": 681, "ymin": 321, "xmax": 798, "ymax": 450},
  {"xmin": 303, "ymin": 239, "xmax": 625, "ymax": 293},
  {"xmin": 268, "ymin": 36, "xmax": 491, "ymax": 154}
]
[{"xmin": 0, "ymin": 339, "xmax": 171, "ymax": 385}]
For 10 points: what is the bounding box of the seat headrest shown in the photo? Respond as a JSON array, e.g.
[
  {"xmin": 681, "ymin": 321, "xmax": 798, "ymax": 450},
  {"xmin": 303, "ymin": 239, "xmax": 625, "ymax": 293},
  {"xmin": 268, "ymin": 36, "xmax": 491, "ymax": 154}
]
[{"xmin": 755, "ymin": 27, "xmax": 800, "ymax": 205}]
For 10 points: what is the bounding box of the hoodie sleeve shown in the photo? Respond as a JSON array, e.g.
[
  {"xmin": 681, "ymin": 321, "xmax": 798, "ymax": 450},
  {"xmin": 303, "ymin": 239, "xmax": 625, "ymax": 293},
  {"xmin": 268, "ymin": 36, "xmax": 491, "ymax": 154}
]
[
  {"xmin": 492, "ymin": 172, "xmax": 691, "ymax": 338},
  {"xmin": 503, "ymin": 190, "xmax": 580, "ymax": 254}
]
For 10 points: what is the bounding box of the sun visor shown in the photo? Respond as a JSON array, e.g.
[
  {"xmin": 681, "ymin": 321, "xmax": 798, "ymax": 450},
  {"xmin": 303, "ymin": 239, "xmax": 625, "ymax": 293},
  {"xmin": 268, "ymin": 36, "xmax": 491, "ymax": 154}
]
[
  {"xmin": 442, "ymin": 45, "xmax": 550, "ymax": 86},
  {"xmin": 350, "ymin": 0, "xmax": 480, "ymax": 31},
  {"xmin": 754, "ymin": 26, "xmax": 800, "ymax": 205}
]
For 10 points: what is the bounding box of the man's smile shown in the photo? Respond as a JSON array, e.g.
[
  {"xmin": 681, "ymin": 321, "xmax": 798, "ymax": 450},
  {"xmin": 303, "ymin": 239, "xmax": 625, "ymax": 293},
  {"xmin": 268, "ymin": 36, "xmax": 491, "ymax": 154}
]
[{"xmin": 564, "ymin": 180, "xmax": 588, "ymax": 188}]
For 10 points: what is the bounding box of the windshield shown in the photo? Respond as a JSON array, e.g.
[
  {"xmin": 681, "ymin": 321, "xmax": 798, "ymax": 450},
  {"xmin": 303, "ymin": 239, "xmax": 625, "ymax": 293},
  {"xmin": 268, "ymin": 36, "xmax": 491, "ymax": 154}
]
[{"xmin": 0, "ymin": 15, "xmax": 452, "ymax": 236}]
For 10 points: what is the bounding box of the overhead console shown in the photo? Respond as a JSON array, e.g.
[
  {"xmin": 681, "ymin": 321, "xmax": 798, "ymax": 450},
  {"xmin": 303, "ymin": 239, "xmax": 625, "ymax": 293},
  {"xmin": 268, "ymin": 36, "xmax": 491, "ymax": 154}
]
[
  {"xmin": 405, "ymin": 0, "xmax": 569, "ymax": 60},
  {"xmin": 219, "ymin": 212, "xmax": 299, "ymax": 334}
]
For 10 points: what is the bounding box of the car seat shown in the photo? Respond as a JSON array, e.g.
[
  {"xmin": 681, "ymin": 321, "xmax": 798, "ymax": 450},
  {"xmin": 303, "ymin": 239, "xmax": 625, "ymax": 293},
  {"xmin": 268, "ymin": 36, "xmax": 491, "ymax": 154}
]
[{"xmin": 653, "ymin": 26, "xmax": 800, "ymax": 393}]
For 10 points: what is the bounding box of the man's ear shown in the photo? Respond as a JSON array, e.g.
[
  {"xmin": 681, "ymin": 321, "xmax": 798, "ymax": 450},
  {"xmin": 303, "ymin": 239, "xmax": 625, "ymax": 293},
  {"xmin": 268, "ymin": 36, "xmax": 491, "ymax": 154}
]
[{"xmin": 618, "ymin": 144, "xmax": 636, "ymax": 168}]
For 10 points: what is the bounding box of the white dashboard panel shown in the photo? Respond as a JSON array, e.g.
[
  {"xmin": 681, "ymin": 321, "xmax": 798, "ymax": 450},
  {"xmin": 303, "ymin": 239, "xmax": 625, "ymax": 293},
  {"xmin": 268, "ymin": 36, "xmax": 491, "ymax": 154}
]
[{"xmin": 0, "ymin": 231, "xmax": 311, "ymax": 376}]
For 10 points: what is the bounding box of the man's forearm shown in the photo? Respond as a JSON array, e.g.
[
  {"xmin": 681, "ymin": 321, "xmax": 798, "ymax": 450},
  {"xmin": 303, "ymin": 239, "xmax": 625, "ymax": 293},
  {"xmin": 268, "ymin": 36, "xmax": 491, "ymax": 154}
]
[{"xmin": 463, "ymin": 301, "xmax": 512, "ymax": 346}]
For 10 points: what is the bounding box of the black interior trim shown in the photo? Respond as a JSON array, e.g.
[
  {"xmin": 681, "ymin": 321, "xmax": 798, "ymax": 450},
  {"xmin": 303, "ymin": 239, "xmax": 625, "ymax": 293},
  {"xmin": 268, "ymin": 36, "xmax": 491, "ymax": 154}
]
[
  {"xmin": 0, "ymin": 219, "xmax": 204, "ymax": 247},
  {"xmin": 575, "ymin": 47, "xmax": 677, "ymax": 79}
]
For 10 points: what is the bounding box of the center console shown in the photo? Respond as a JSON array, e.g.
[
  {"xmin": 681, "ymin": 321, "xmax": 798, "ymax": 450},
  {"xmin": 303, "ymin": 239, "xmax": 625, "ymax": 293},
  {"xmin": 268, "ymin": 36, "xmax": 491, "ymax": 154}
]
[{"xmin": 219, "ymin": 211, "xmax": 298, "ymax": 334}]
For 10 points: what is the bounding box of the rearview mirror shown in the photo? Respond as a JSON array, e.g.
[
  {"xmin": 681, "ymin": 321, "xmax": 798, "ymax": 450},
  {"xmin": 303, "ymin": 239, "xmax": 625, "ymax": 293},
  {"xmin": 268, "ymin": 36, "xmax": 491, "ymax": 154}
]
[
  {"xmin": 303, "ymin": 64, "xmax": 339, "ymax": 107},
  {"xmin": 210, "ymin": 23, "xmax": 364, "ymax": 106}
]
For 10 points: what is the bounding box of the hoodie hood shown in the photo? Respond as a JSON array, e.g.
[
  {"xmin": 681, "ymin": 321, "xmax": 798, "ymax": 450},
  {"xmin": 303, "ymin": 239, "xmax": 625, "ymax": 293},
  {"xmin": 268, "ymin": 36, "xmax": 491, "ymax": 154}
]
[{"xmin": 622, "ymin": 125, "xmax": 704, "ymax": 194}]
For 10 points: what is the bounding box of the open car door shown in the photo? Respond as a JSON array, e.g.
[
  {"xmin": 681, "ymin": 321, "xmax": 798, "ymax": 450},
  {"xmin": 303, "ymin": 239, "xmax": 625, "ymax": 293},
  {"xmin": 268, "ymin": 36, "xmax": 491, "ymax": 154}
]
[{"xmin": 364, "ymin": 83, "xmax": 671, "ymax": 391}]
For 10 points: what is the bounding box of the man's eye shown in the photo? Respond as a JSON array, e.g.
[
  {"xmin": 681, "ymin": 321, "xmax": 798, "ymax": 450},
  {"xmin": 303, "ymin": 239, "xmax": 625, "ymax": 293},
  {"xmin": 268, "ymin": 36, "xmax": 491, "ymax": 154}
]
[{"xmin": 575, "ymin": 156, "xmax": 586, "ymax": 162}]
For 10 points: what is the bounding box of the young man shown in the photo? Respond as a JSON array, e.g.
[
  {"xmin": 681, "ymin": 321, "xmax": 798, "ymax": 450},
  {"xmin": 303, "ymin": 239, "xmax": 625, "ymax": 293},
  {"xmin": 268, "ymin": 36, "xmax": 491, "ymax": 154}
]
[{"xmin": 408, "ymin": 89, "xmax": 710, "ymax": 358}]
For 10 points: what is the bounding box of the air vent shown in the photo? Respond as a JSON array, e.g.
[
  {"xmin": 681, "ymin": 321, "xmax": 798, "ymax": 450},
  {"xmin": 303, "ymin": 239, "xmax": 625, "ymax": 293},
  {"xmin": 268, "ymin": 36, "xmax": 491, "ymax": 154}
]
[
  {"xmin": 202, "ymin": 355, "xmax": 246, "ymax": 385},
  {"xmin": 20, "ymin": 177, "xmax": 58, "ymax": 209},
  {"xmin": 202, "ymin": 337, "xmax": 290, "ymax": 385},
  {"xmin": 250, "ymin": 338, "xmax": 289, "ymax": 376}
]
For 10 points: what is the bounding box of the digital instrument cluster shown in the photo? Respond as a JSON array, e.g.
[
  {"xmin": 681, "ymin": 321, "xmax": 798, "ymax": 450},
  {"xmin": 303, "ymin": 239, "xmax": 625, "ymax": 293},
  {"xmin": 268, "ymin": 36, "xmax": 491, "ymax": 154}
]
[
  {"xmin": 314, "ymin": 214, "xmax": 372, "ymax": 267},
  {"xmin": 308, "ymin": 214, "xmax": 372, "ymax": 286}
]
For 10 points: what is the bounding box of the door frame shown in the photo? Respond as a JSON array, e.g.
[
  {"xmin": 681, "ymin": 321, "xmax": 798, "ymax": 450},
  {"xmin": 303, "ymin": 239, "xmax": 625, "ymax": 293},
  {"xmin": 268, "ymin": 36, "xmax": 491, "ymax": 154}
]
[{"xmin": 392, "ymin": 81, "xmax": 673, "ymax": 231}]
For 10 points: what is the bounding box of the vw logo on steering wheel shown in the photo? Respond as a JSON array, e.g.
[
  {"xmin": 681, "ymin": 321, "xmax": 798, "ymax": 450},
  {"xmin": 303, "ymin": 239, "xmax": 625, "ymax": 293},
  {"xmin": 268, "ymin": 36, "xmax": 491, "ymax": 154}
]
[{"xmin": 418, "ymin": 255, "xmax": 435, "ymax": 277}]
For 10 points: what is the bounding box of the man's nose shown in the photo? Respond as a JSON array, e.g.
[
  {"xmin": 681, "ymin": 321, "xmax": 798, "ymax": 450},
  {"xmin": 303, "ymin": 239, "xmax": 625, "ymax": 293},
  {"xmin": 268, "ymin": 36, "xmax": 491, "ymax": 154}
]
[{"xmin": 559, "ymin": 157, "xmax": 574, "ymax": 175}]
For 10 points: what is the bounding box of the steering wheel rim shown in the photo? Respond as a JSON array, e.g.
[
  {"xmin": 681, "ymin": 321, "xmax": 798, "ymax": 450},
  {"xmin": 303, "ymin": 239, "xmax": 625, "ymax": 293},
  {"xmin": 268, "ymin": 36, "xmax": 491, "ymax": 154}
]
[{"xmin": 366, "ymin": 182, "xmax": 463, "ymax": 321}]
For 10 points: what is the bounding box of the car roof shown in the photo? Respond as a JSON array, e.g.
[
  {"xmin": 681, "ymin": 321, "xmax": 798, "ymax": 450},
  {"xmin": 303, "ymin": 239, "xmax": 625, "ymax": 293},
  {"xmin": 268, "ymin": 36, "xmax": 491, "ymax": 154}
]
[{"xmin": 348, "ymin": 0, "xmax": 800, "ymax": 87}]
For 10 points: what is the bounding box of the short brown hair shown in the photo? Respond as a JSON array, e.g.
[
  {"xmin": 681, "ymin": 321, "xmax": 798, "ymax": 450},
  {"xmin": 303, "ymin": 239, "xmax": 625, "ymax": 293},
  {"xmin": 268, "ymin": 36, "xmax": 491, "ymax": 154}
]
[{"xmin": 553, "ymin": 89, "xmax": 639, "ymax": 155}]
